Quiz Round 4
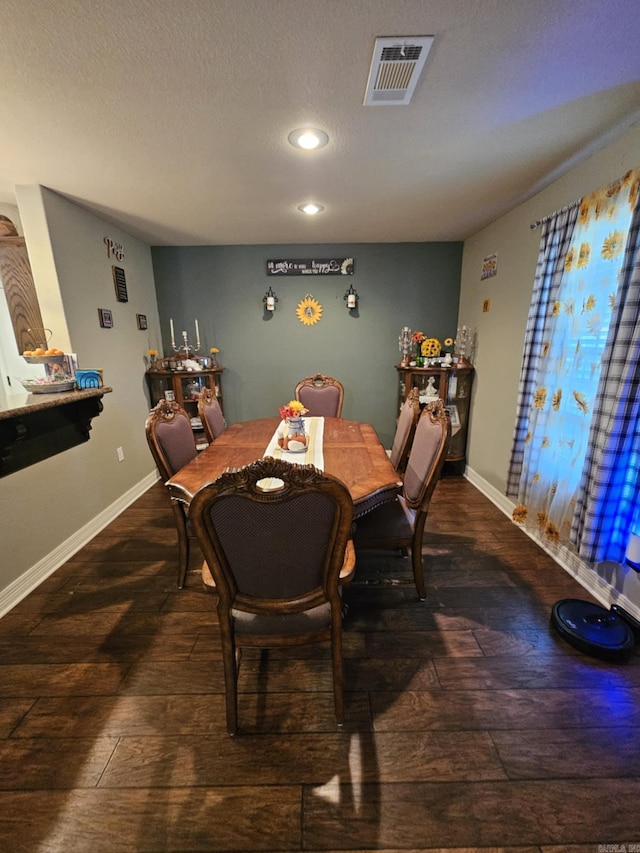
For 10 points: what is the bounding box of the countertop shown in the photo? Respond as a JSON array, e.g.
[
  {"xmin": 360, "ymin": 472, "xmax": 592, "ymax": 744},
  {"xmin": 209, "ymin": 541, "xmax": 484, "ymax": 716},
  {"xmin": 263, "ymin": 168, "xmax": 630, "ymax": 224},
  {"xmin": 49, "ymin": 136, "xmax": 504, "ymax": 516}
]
[{"xmin": 0, "ymin": 386, "xmax": 113, "ymax": 420}]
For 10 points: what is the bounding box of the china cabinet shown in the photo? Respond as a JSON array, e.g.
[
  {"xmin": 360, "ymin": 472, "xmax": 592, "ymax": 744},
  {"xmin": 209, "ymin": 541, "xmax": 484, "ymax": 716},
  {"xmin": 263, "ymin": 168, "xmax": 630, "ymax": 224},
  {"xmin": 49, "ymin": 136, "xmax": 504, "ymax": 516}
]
[
  {"xmin": 145, "ymin": 359, "xmax": 224, "ymax": 446},
  {"xmin": 396, "ymin": 356, "xmax": 474, "ymax": 475}
]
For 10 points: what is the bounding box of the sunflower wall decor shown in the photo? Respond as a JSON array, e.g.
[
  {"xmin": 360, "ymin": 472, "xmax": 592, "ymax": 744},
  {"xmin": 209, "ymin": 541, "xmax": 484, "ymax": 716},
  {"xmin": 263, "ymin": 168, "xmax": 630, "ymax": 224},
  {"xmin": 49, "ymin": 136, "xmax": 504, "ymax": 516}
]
[{"xmin": 296, "ymin": 294, "xmax": 323, "ymax": 326}]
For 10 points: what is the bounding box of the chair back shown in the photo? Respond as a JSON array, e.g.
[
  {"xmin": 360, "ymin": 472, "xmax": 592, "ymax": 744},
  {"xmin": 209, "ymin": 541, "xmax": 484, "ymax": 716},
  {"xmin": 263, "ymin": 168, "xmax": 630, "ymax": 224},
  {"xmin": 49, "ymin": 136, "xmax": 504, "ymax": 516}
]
[
  {"xmin": 190, "ymin": 457, "xmax": 353, "ymax": 616},
  {"xmin": 403, "ymin": 399, "xmax": 452, "ymax": 509},
  {"xmin": 294, "ymin": 374, "xmax": 344, "ymax": 417},
  {"xmin": 389, "ymin": 387, "xmax": 420, "ymax": 472},
  {"xmin": 197, "ymin": 387, "xmax": 226, "ymax": 443},
  {"xmin": 145, "ymin": 399, "xmax": 197, "ymax": 480}
]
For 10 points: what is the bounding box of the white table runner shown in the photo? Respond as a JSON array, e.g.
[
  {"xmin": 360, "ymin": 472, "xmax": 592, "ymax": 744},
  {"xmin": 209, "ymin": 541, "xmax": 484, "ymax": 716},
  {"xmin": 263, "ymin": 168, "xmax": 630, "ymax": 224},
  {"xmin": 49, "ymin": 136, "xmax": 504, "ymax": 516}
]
[{"xmin": 263, "ymin": 416, "xmax": 325, "ymax": 469}]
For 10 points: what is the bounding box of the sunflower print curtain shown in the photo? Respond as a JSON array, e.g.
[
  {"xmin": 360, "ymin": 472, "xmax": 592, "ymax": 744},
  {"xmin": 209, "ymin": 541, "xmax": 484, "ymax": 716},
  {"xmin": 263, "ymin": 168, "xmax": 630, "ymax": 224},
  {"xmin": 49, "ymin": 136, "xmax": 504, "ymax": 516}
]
[{"xmin": 509, "ymin": 169, "xmax": 640, "ymax": 552}]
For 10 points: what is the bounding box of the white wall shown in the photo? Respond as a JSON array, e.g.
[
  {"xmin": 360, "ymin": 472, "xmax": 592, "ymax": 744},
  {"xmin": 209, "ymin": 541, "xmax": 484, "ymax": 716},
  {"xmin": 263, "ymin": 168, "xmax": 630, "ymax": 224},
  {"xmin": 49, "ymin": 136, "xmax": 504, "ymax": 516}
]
[
  {"xmin": 459, "ymin": 120, "xmax": 640, "ymax": 613},
  {"xmin": 0, "ymin": 188, "xmax": 161, "ymax": 612}
]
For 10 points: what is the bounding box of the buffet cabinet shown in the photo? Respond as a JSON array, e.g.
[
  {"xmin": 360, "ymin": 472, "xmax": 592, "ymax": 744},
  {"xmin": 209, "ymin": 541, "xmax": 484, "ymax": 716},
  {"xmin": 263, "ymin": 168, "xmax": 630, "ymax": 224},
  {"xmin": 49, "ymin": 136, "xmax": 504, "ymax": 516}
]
[
  {"xmin": 396, "ymin": 356, "xmax": 474, "ymax": 475},
  {"xmin": 145, "ymin": 362, "xmax": 224, "ymax": 447}
]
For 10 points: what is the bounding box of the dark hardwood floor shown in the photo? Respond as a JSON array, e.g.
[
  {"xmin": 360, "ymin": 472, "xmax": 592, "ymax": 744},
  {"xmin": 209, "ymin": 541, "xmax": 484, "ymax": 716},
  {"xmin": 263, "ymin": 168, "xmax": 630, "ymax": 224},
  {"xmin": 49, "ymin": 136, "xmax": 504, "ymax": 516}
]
[{"xmin": 1, "ymin": 477, "xmax": 639, "ymax": 852}]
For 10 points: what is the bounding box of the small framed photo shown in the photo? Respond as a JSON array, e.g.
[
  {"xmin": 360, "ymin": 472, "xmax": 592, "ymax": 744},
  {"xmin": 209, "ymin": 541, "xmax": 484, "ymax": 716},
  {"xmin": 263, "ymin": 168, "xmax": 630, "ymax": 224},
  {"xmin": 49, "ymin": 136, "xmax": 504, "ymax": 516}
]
[
  {"xmin": 136, "ymin": 313, "xmax": 148, "ymax": 330},
  {"xmin": 98, "ymin": 308, "xmax": 113, "ymax": 328}
]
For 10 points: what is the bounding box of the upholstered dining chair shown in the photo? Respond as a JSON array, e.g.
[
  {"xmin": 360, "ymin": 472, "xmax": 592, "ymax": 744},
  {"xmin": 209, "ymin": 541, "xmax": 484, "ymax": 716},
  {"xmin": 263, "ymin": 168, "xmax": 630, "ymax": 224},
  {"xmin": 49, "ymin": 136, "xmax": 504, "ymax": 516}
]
[
  {"xmin": 189, "ymin": 456, "xmax": 354, "ymax": 736},
  {"xmin": 197, "ymin": 387, "xmax": 226, "ymax": 444},
  {"xmin": 294, "ymin": 373, "xmax": 344, "ymax": 417},
  {"xmin": 353, "ymin": 399, "xmax": 451, "ymax": 601},
  {"xmin": 145, "ymin": 399, "xmax": 198, "ymax": 588},
  {"xmin": 388, "ymin": 387, "xmax": 420, "ymax": 473}
]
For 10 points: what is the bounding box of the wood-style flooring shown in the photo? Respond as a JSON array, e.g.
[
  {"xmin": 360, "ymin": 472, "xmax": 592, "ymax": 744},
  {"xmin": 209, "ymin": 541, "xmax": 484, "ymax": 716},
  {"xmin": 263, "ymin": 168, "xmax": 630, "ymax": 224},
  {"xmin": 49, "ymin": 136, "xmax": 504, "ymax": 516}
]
[{"xmin": 1, "ymin": 477, "xmax": 639, "ymax": 852}]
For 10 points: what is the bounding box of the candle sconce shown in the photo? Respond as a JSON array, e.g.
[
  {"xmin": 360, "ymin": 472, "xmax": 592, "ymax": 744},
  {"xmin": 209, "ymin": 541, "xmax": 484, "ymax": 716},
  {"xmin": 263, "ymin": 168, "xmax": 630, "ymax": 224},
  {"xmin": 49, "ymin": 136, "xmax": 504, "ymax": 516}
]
[
  {"xmin": 344, "ymin": 283, "xmax": 359, "ymax": 310},
  {"xmin": 263, "ymin": 286, "xmax": 278, "ymax": 312}
]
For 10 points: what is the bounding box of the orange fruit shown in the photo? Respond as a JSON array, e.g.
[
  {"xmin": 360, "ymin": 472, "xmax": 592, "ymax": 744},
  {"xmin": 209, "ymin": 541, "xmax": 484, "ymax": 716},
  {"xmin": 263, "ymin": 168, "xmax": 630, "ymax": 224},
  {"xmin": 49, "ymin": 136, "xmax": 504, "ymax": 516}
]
[
  {"xmin": 23, "ymin": 350, "xmax": 33, "ymax": 356},
  {"xmin": 33, "ymin": 347, "xmax": 46, "ymax": 356}
]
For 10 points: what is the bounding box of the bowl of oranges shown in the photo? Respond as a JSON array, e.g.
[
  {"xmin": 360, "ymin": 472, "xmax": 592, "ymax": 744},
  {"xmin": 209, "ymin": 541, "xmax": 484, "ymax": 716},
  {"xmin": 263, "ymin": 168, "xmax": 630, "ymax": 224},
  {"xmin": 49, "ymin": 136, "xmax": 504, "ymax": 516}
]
[{"xmin": 22, "ymin": 346, "xmax": 66, "ymax": 364}]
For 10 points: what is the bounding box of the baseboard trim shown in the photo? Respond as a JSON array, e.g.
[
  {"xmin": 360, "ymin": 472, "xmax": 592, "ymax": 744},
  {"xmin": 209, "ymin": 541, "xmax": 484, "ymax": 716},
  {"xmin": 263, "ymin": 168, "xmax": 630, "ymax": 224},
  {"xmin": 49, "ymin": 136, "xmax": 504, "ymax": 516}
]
[
  {"xmin": 464, "ymin": 465, "xmax": 640, "ymax": 623},
  {"xmin": 0, "ymin": 472, "xmax": 160, "ymax": 618}
]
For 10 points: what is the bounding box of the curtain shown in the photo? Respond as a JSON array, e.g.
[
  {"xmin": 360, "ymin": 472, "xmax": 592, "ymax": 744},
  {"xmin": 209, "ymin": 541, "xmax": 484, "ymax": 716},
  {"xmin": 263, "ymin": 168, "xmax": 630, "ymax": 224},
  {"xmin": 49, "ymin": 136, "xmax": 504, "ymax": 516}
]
[
  {"xmin": 508, "ymin": 169, "xmax": 640, "ymax": 554},
  {"xmin": 571, "ymin": 177, "xmax": 640, "ymax": 562},
  {"xmin": 506, "ymin": 206, "xmax": 579, "ymax": 500}
]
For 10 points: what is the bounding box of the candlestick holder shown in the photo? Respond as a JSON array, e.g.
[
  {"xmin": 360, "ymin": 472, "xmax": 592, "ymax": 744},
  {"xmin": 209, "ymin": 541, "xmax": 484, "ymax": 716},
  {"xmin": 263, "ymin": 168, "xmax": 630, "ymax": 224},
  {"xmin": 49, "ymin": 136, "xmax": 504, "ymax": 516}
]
[
  {"xmin": 172, "ymin": 330, "xmax": 201, "ymax": 360},
  {"xmin": 398, "ymin": 326, "xmax": 412, "ymax": 367}
]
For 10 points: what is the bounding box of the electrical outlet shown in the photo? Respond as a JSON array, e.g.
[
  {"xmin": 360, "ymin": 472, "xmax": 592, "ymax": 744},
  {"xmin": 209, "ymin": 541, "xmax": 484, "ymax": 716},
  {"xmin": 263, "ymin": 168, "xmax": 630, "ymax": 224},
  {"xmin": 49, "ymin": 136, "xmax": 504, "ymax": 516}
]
[{"xmin": 116, "ymin": 446, "xmax": 125, "ymax": 462}]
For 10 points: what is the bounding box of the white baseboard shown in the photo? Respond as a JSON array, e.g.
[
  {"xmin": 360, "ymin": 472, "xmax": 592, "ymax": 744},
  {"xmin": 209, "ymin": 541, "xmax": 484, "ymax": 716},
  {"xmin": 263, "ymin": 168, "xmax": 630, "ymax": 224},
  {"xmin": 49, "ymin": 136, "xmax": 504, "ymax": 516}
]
[
  {"xmin": 465, "ymin": 465, "xmax": 640, "ymax": 623},
  {"xmin": 0, "ymin": 472, "xmax": 160, "ymax": 618}
]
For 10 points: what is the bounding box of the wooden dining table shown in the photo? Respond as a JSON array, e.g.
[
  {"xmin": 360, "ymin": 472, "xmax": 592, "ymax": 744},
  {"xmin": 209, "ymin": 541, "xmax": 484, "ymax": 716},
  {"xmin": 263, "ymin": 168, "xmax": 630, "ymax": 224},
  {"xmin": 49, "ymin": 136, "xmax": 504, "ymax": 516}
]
[{"xmin": 166, "ymin": 416, "xmax": 402, "ymax": 518}]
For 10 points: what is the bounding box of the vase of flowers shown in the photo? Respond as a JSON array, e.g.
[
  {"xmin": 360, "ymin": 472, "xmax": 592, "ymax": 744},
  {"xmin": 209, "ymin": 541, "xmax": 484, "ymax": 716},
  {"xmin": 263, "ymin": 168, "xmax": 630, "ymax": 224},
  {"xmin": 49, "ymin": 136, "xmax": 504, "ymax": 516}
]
[
  {"xmin": 441, "ymin": 337, "xmax": 455, "ymax": 366},
  {"xmin": 209, "ymin": 347, "xmax": 219, "ymax": 367},
  {"xmin": 278, "ymin": 400, "xmax": 309, "ymax": 448},
  {"xmin": 147, "ymin": 349, "xmax": 158, "ymax": 370},
  {"xmin": 412, "ymin": 331, "xmax": 426, "ymax": 360}
]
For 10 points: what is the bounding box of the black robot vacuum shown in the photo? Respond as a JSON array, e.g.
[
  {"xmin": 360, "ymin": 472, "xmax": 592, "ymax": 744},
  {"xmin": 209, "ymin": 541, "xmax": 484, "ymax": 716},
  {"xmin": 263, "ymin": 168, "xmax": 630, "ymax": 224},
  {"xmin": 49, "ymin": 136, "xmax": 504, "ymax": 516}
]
[{"xmin": 551, "ymin": 598, "xmax": 636, "ymax": 660}]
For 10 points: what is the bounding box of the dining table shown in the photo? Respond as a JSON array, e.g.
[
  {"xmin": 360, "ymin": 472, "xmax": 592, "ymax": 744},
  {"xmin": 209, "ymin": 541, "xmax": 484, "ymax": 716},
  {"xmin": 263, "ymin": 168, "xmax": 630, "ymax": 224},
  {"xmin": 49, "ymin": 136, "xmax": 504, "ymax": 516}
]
[{"xmin": 166, "ymin": 416, "xmax": 402, "ymax": 519}]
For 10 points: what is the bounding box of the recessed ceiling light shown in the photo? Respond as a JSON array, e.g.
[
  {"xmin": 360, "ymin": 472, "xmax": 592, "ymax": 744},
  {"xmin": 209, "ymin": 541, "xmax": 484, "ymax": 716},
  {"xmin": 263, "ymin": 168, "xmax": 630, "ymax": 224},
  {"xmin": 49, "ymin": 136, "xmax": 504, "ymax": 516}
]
[
  {"xmin": 298, "ymin": 202, "xmax": 324, "ymax": 215},
  {"xmin": 288, "ymin": 128, "xmax": 329, "ymax": 150}
]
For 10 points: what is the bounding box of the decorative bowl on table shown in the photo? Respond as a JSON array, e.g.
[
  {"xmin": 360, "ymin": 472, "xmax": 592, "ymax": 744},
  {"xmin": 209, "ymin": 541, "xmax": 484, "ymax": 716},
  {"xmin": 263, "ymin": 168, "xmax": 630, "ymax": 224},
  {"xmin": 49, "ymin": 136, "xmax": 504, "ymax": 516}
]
[{"xmin": 20, "ymin": 377, "xmax": 76, "ymax": 394}]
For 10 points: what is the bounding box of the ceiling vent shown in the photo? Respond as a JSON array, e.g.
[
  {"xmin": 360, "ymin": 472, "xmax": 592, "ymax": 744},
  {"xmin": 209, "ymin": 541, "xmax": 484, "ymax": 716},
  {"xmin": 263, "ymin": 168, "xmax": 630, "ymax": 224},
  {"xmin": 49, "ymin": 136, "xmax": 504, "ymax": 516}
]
[{"xmin": 363, "ymin": 36, "xmax": 434, "ymax": 106}]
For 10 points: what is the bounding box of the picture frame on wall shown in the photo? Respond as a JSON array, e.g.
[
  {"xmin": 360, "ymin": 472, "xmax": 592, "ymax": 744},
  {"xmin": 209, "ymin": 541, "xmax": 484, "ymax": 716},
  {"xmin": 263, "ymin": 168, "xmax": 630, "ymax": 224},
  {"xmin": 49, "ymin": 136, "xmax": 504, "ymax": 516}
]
[
  {"xmin": 98, "ymin": 308, "xmax": 113, "ymax": 328},
  {"xmin": 136, "ymin": 313, "xmax": 148, "ymax": 330}
]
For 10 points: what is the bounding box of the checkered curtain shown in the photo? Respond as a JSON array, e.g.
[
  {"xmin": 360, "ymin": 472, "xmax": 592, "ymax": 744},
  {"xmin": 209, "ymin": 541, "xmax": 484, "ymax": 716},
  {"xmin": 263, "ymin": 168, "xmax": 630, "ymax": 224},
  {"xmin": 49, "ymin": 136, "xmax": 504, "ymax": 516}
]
[
  {"xmin": 505, "ymin": 206, "xmax": 579, "ymax": 497},
  {"xmin": 571, "ymin": 186, "xmax": 640, "ymax": 563}
]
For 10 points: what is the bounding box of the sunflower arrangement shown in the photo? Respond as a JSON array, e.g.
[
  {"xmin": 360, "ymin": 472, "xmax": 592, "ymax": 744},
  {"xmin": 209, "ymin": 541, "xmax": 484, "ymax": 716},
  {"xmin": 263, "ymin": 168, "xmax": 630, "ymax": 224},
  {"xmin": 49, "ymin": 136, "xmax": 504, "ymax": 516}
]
[
  {"xmin": 279, "ymin": 400, "xmax": 308, "ymax": 420},
  {"xmin": 420, "ymin": 337, "xmax": 442, "ymax": 358}
]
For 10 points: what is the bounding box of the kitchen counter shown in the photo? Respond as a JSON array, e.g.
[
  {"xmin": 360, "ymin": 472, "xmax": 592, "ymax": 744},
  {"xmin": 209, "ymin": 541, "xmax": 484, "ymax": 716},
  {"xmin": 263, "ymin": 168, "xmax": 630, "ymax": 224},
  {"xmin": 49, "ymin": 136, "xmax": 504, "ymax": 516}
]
[{"xmin": 0, "ymin": 386, "xmax": 112, "ymax": 476}]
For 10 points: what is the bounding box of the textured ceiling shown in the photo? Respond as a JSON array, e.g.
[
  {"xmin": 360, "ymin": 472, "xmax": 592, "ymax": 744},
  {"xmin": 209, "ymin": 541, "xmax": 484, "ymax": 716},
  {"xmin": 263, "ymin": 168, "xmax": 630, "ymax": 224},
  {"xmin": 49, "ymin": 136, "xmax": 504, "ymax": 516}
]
[{"xmin": 1, "ymin": 0, "xmax": 640, "ymax": 246}]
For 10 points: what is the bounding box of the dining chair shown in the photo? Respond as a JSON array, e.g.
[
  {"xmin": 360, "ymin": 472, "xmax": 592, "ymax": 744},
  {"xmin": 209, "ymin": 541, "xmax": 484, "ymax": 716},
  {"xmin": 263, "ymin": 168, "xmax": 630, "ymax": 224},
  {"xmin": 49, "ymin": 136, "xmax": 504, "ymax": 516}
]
[
  {"xmin": 189, "ymin": 456, "xmax": 354, "ymax": 735},
  {"xmin": 145, "ymin": 399, "xmax": 198, "ymax": 588},
  {"xmin": 294, "ymin": 373, "xmax": 344, "ymax": 417},
  {"xmin": 353, "ymin": 399, "xmax": 451, "ymax": 601},
  {"xmin": 388, "ymin": 386, "xmax": 420, "ymax": 473},
  {"xmin": 197, "ymin": 387, "xmax": 226, "ymax": 444}
]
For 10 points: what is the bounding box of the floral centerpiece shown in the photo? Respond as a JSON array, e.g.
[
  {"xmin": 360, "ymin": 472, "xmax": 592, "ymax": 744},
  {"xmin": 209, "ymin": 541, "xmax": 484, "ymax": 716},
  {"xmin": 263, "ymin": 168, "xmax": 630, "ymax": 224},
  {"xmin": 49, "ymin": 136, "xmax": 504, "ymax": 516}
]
[
  {"xmin": 279, "ymin": 400, "xmax": 308, "ymax": 420},
  {"xmin": 278, "ymin": 400, "xmax": 309, "ymax": 449}
]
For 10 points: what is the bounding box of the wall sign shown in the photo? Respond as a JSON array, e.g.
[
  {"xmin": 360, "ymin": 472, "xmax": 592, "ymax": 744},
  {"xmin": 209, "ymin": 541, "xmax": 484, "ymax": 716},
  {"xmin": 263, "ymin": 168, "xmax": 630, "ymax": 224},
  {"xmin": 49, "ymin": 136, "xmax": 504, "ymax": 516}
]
[
  {"xmin": 267, "ymin": 258, "xmax": 354, "ymax": 276},
  {"xmin": 98, "ymin": 308, "xmax": 113, "ymax": 328},
  {"xmin": 481, "ymin": 253, "xmax": 498, "ymax": 280},
  {"xmin": 136, "ymin": 313, "xmax": 148, "ymax": 330},
  {"xmin": 112, "ymin": 266, "xmax": 128, "ymax": 302},
  {"xmin": 104, "ymin": 237, "xmax": 125, "ymax": 261}
]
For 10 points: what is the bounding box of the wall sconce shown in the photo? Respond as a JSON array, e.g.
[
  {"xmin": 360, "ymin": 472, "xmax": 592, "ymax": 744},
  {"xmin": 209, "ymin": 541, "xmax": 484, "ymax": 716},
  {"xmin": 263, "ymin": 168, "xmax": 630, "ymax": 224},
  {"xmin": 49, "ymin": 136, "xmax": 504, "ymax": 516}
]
[
  {"xmin": 344, "ymin": 283, "xmax": 359, "ymax": 310},
  {"xmin": 263, "ymin": 286, "xmax": 278, "ymax": 312}
]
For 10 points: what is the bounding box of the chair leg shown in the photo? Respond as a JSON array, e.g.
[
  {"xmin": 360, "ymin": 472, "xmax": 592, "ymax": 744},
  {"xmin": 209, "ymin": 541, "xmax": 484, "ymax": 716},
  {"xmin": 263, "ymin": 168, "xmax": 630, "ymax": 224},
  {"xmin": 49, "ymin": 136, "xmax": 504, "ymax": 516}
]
[
  {"xmin": 221, "ymin": 628, "xmax": 239, "ymax": 736},
  {"xmin": 171, "ymin": 501, "xmax": 190, "ymax": 588},
  {"xmin": 331, "ymin": 609, "xmax": 345, "ymax": 726},
  {"xmin": 412, "ymin": 516, "xmax": 428, "ymax": 601}
]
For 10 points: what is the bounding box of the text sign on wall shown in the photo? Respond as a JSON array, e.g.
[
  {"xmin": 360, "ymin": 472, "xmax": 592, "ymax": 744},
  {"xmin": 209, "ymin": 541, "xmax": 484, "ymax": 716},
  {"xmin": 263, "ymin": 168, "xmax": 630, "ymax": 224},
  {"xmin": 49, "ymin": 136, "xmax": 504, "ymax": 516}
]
[
  {"xmin": 112, "ymin": 266, "xmax": 128, "ymax": 302},
  {"xmin": 266, "ymin": 258, "xmax": 354, "ymax": 276}
]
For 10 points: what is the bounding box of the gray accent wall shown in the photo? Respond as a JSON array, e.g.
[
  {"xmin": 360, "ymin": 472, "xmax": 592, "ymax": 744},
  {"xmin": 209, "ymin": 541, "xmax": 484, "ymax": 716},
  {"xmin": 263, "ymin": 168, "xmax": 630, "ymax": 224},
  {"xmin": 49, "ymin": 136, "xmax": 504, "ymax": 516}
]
[{"xmin": 151, "ymin": 242, "xmax": 463, "ymax": 447}]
